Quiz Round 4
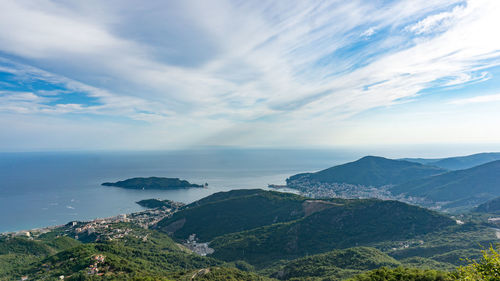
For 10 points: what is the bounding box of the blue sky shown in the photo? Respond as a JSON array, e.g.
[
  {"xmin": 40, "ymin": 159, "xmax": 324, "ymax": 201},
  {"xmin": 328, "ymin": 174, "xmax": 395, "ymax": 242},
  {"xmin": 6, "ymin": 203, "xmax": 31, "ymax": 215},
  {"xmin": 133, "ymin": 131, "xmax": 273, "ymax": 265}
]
[{"xmin": 1, "ymin": 0, "xmax": 500, "ymax": 151}]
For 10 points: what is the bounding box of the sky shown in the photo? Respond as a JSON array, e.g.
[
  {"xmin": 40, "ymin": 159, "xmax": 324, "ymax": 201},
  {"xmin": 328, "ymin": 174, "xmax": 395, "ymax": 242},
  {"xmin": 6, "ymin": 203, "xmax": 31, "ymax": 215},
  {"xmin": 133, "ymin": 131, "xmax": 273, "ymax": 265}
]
[{"xmin": 1, "ymin": 0, "xmax": 500, "ymax": 151}]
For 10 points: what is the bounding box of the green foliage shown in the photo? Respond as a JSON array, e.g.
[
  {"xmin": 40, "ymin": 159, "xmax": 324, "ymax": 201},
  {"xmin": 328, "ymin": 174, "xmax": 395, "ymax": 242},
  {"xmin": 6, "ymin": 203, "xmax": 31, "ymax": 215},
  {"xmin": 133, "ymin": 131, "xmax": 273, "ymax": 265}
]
[
  {"xmin": 288, "ymin": 156, "xmax": 446, "ymax": 187},
  {"xmin": 400, "ymin": 257, "xmax": 456, "ymax": 271},
  {"xmin": 0, "ymin": 236, "xmax": 55, "ymax": 256},
  {"xmin": 16, "ymin": 240, "xmax": 223, "ymax": 279},
  {"xmin": 382, "ymin": 224, "xmax": 495, "ymax": 266},
  {"xmin": 102, "ymin": 177, "xmax": 203, "ymax": 190},
  {"xmin": 0, "ymin": 253, "xmax": 40, "ymax": 277},
  {"xmin": 157, "ymin": 189, "xmax": 306, "ymax": 241},
  {"xmin": 270, "ymin": 247, "xmax": 400, "ymax": 280},
  {"xmin": 346, "ymin": 267, "xmax": 453, "ymax": 281},
  {"xmin": 455, "ymin": 245, "xmax": 500, "ymax": 280},
  {"xmin": 188, "ymin": 267, "xmax": 275, "ymax": 281},
  {"xmin": 42, "ymin": 236, "xmax": 83, "ymax": 251}
]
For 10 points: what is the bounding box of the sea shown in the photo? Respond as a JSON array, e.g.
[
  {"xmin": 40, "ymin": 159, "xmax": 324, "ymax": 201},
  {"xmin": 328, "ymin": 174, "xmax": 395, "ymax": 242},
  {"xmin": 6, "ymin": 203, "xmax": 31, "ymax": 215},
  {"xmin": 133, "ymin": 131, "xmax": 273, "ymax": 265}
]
[
  {"xmin": 2, "ymin": 144, "xmax": 497, "ymax": 233},
  {"xmin": 0, "ymin": 148, "xmax": 361, "ymax": 233}
]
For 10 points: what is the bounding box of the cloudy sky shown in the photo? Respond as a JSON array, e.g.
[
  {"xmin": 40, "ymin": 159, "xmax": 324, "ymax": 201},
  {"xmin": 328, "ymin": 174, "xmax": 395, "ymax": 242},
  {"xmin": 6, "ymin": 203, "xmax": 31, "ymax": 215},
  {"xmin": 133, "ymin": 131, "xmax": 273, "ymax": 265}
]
[{"xmin": 1, "ymin": 0, "xmax": 500, "ymax": 151}]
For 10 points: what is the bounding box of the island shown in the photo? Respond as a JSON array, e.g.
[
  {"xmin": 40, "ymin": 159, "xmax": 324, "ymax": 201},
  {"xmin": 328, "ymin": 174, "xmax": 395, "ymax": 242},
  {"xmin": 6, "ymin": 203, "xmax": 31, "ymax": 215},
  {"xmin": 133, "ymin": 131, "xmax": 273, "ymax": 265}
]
[
  {"xmin": 136, "ymin": 199, "xmax": 185, "ymax": 210},
  {"xmin": 102, "ymin": 177, "xmax": 206, "ymax": 190}
]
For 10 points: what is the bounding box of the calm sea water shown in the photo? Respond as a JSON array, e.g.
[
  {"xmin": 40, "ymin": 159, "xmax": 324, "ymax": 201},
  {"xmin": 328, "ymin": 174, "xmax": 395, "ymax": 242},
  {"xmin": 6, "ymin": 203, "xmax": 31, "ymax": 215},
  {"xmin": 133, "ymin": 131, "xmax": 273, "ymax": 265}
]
[{"xmin": 0, "ymin": 149, "xmax": 360, "ymax": 233}]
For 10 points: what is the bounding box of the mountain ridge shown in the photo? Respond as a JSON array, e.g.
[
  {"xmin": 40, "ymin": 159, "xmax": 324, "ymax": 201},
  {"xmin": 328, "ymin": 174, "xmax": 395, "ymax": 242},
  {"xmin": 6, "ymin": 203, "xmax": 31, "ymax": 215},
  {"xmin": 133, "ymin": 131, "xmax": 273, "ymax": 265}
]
[
  {"xmin": 402, "ymin": 152, "xmax": 500, "ymax": 170},
  {"xmin": 391, "ymin": 160, "xmax": 500, "ymax": 208},
  {"xmin": 287, "ymin": 156, "xmax": 447, "ymax": 188}
]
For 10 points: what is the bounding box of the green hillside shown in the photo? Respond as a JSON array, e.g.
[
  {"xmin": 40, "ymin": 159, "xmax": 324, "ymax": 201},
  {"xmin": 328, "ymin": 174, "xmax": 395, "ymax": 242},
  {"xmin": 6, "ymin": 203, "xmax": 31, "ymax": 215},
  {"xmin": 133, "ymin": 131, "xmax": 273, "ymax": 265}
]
[
  {"xmin": 156, "ymin": 189, "xmax": 307, "ymax": 241},
  {"xmin": 288, "ymin": 156, "xmax": 446, "ymax": 187},
  {"xmin": 391, "ymin": 160, "xmax": 500, "ymax": 207},
  {"xmin": 403, "ymin": 152, "xmax": 500, "ymax": 170},
  {"xmin": 270, "ymin": 247, "xmax": 401, "ymax": 280},
  {"xmin": 346, "ymin": 267, "xmax": 453, "ymax": 281},
  {"xmin": 0, "ymin": 224, "xmax": 262, "ymax": 280},
  {"xmin": 204, "ymin": 195, "xmax": 454, "ymax": 266}
]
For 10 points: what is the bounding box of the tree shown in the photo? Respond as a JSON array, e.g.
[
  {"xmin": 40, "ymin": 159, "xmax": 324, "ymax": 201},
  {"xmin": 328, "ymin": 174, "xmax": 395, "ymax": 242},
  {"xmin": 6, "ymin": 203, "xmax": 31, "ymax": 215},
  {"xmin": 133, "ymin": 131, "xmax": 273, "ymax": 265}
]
[{"xmin": 455, "ymin": 245, "xmax": 500, "ymax": 280}]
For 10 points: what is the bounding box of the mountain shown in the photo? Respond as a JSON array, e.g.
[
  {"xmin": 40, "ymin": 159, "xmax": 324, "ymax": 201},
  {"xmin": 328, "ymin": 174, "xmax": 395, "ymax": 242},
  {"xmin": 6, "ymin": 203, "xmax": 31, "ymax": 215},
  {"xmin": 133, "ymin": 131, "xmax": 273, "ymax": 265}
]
[
  {"xmin": 156, "ymin": 189, "xmax": 455, "ymax": 267},
  {"xmin": 102, "ymin": 177, "xmax": 204, "ymax": 190},
  {"xmin": 391, "ymin": 160, "xmax": 500, "ymax": 209},
  {"xmin": 209, "ymin": 197, "xmax": 455, "ymax": 266},
  {"xmin": 287, "ymin": 156, "xmax": 446, "ymax": 187},
  {"xmin": 474, "ymin": 197, "xmax": 500, "ymax": 213},
  {"xmin": 155, "ymin": 189, "xmax": 306, "ymax": 241},
  {"xmin": 403, "ymin": 152, "xmax": 500, "ymax": 170}
]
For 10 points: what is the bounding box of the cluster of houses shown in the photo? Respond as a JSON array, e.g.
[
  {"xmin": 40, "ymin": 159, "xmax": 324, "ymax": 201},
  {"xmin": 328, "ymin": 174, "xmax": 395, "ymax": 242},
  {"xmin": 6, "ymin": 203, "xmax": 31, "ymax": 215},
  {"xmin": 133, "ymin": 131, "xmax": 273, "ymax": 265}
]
[
  {"xmin": 87, "ymin": 254, "xmax": 106, "ymax": 275},
  {"xmin": 287, "ymin": 178, "xmax": 439, "ymax": 209},
  {"xmin": 127, "ymin": 207, "xmax": 173, "ymax": 229}
]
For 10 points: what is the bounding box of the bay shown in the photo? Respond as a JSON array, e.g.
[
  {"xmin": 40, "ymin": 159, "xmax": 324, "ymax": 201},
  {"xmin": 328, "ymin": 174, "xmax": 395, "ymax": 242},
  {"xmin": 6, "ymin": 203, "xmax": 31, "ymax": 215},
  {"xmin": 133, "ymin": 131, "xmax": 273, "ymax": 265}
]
[{"xmin": 0, "ymin": 148, "xmax": 358, "ymax": 233}]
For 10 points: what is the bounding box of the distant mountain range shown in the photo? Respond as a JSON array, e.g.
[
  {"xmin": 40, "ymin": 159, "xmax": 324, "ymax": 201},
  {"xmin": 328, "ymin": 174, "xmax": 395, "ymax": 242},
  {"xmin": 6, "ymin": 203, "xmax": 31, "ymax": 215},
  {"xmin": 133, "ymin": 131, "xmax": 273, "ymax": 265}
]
[
  {"xmin": 286, "ymin": 153, "xmax": 500, "ymax": 212},
  {"xmin": 391, "ymin": 160, "xmax": 500, "ymax": 211},
  {"xmin": 402, "ymin": 152, "xmax": 500, "ymax": 170}
]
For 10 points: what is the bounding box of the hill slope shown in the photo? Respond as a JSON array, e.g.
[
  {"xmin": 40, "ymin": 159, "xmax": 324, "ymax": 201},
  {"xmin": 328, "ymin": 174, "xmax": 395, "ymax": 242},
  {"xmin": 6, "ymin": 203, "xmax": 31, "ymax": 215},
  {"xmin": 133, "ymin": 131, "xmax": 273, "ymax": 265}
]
[
  {"xmin": 209, "ymin": 198, "xmax": 455, "ymax": 266},
  {"xmin": 155, "ymin": 189, "xmax": 307, "ymax": 241},
  {"xmin": 474, "ymin": 197, "xmax": 500, "ymax": 213},
  {"xmin": 287, "ymin": 156, "xmax": 446, "ymax": 187},
  {"xmin": 270, "ymin": 247, "xmax": 401, "ymax": 280},
  {"xmin": 403, "ymin": 152, "xmax": 500, "ymax": 170},
  {"xmin": 391, "ymin": 160, "xmax": 500, "ymax": 207}
]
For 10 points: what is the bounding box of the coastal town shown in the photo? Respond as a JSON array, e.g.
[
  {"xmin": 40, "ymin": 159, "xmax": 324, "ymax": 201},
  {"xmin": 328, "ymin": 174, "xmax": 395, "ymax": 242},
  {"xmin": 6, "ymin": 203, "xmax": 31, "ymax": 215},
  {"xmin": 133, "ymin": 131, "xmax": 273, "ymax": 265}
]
[
  {"xmin": 1, "ymin": 203, "xmax": 177, "ymax": 242},
  {"xmin": 285, "ymin": 176, "xmax": 440, "ymax": 209}
]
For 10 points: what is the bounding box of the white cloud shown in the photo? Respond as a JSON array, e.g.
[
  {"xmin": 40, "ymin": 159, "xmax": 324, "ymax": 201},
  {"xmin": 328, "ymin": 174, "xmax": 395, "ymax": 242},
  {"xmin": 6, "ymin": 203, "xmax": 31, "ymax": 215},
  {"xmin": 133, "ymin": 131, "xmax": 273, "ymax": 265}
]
[
  {"xmin": 0, "ymin": 0, "xmax": 500, "ymax": 149},
  {"xmin": 361, "ymin": 27, "xmax": 376, "ymax": 37},
  {"xmin": 405, "ymin": 4, "xmax": 466, "ymax": 35},
  {"xmin": 451, "ymin": 93, "xmax": 500, "ymax": 105}
]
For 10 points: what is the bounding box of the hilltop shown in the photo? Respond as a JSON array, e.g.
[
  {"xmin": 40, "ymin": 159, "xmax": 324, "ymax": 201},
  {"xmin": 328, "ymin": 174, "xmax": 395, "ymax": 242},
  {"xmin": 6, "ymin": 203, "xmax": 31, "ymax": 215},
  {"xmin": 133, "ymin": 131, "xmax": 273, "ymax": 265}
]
[{"xmin": 102, "ymin": 177, "xmax": 204, "ymax": 190}]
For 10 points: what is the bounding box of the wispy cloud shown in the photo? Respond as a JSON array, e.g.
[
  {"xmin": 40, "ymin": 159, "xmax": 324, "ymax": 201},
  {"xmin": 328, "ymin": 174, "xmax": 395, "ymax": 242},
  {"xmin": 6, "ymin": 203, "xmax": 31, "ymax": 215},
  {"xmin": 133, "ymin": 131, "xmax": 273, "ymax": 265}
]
[
  {"xmin": 451, "ymin": 93, "xmax": 500, "ymax": 105},
  {"xmin": 0, "ymin": 0, "xmax": 499, "ymax": 150},
  {"xmin": 405, "ymin": 4, "xmax": 466, "ymax": 35},
  {"xmin": 361, "ymin": 27, "xmax": 376, "ymax": 37}
]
